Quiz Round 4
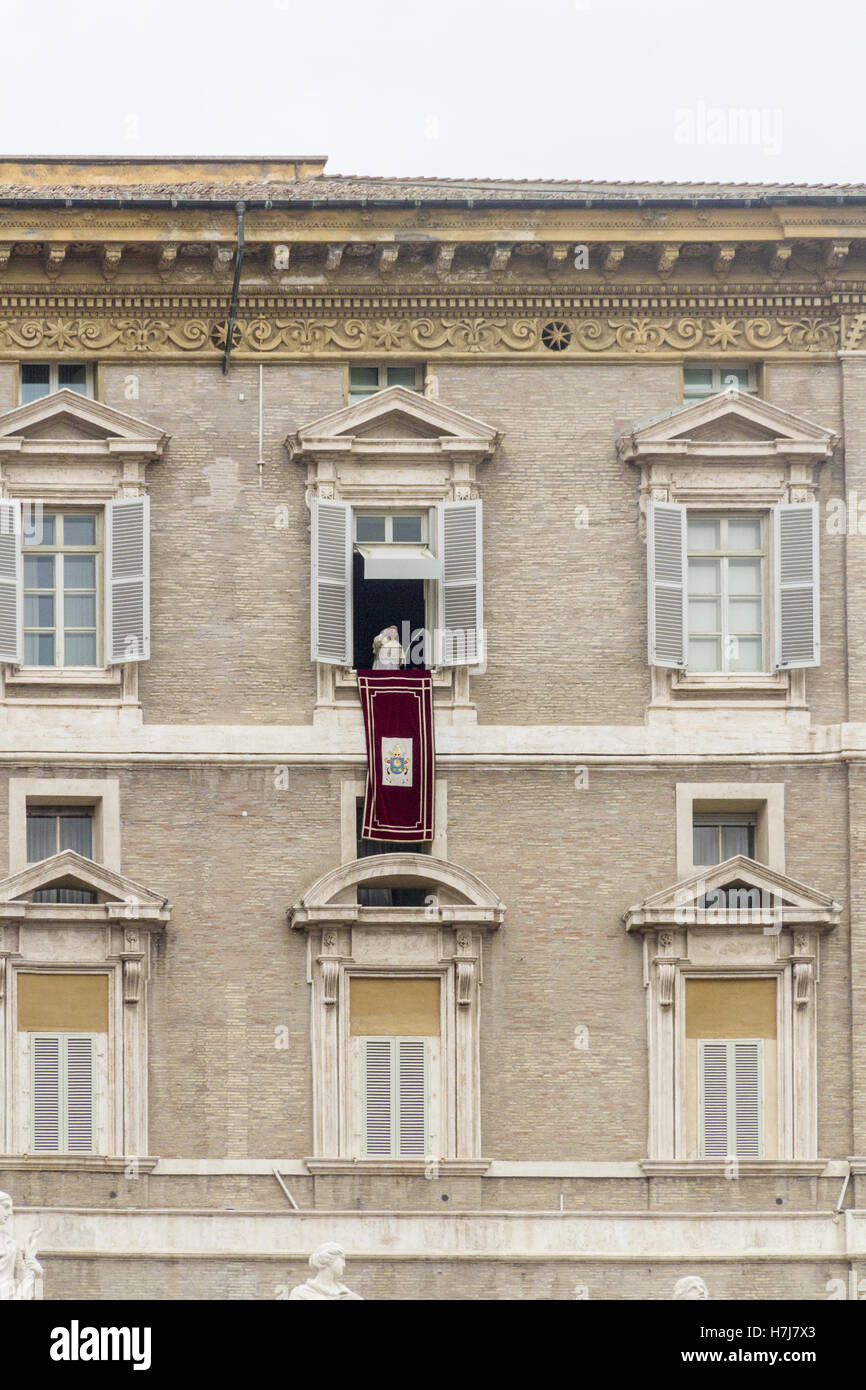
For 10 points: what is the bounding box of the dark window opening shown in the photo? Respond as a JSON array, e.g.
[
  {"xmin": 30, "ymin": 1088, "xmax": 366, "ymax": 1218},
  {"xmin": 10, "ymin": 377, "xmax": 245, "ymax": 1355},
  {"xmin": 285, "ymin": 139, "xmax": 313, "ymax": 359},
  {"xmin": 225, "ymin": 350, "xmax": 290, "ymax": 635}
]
[
  {"xmin": 692, "ymin": 814, "xmax": 755, "ymax": 867},
  {"xmin": 352, "ymin": 551, "xmax": 427, "ymax": 669},
  {"xmin": 27, "ymin": 806, "xmax": 94, "ymax": 863},
  {"xmin": 31, "ymin": 885, "xmax": 97, "ymax": 905},
  {"xmin": 355, "ymin": 799, "xmax": 431, "ymax": 906}
]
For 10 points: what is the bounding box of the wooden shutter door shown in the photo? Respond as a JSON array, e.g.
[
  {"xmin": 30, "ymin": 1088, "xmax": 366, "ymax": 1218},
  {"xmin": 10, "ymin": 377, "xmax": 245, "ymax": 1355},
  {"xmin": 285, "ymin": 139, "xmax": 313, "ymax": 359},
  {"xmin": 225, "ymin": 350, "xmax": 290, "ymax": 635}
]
[
  {"xmin": 0, "ymin": 499, "xmax": 21, "ymax": 664},
  {"xmin": 311, "ymin": 498, "xmax": 351, "ymax": 664},
  {"xmin": 31, "ymin": 1034, "xmax": 61, "ymax": 1152},
  {"xmin": 774, "ymin": 502, "xmax": 820, "ymax": 668},
  {"xmin": 437, "ymin": 500, "xmax": 483, "ymax": 665},
  {"xmin": 647, "ymin": 500, "xmax": 687, "ymax": 667},
  {"xmin": 733, "ymin": 1041, "xmax": 762, "ymax": 1157},
  {"xmin": 699, "ymin": 1041, "xmax": 729, "ymax": 1158},
  {"xmin": 106, "ymin": 496, "xmax": 150, "ymax": 663},
  {"xmin": 364, "ymin": 1038, "xmax": 393, "ymax": 1155},
  {"xmin": 397, "ymin": 1039, "xmax": 427, "ymax": 1157}
]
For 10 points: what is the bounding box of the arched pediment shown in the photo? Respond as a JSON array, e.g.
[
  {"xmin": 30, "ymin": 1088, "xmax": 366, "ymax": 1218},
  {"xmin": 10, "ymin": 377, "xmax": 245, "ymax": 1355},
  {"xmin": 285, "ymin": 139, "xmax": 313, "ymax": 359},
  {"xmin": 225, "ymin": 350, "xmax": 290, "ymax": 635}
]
[{"xmin": 289, "ymin": 853, "xmax": 504, "ymax": 929}]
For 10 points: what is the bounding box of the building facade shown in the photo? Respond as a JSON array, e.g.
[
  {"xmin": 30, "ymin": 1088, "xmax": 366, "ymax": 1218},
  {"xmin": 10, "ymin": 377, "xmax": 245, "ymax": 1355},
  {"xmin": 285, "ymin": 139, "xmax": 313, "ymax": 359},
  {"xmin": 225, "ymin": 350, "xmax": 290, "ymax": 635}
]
[{"xmin": 0, "ymin": 157, "xmax": 865, "ymax": 1299}]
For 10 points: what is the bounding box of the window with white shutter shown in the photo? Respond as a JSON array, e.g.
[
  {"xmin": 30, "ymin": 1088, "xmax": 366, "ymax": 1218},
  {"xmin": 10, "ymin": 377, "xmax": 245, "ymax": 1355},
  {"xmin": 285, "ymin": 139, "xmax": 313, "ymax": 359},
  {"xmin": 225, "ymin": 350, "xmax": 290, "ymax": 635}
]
[
  {"xmin": 311, "ymin": 498, "xmax": 352, "ymax": 664},
  {"xmin": 773, "ymin": 502, "xmax": 820, "ymax": 669},
  {"xmin": 30, "ymin": 1032, "xmax": 96, "ymax": 1154},
  {"xmin": 647, "ymin": 500, "xmax": 687, "ymax": 667},
  {"xmin": 698, "ymin": 1038, "xmax": 763, "ymax": 1158},
  {"xmin": 105, "ymin": 496, "xmax": 149, "ymax": 664},
  {"xmin": 436, "ymin": 499, "xmax": 483, "ymax": 666},
  {"xmin": 0, "ymin": 500, "xmax": 22, "ymax": 664},
  {"xmin": 362, "ymin": 1036, "xmax": 429, "ymax": 1157}
]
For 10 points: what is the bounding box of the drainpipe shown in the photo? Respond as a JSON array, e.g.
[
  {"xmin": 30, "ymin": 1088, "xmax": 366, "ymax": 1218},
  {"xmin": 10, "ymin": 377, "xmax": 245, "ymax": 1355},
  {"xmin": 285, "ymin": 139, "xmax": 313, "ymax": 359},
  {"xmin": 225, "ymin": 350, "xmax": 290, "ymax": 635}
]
[{"xmin": 222, "ymin": 201, "xmax": 246, "ymax": 375}]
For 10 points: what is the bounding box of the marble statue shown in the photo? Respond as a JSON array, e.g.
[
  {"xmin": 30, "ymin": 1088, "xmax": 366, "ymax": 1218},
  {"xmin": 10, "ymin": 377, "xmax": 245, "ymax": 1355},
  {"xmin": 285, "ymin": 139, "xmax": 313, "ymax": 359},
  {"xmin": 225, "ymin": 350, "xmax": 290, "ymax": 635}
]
[
  {"xmin": 673, "ymin": 1275, "xmax": 710, "ymax": 1300},
  {"xmin": 289, "ymin": 1242, "xmax": 363, "ymax": 1301},
  {"xmin": 372, "ymin": 625, "xmax": 405, "ymax": 670},
  {"xmin": 0, "ymin": 1190, "xmax": 43, "ymax": 1300}
]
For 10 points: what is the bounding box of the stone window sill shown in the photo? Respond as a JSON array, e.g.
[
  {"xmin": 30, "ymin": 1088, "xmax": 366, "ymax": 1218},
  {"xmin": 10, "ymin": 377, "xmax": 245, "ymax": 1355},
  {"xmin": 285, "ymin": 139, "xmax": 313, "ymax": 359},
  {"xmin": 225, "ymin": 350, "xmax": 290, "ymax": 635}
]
[
  {"xmin": 0, "ymin": 1154, "xmax": 159, "ymax": 1173},
  {"xmin": 303, "ymin": 1158, "xmax": 491, "ymax": 1176},
  {"xmin": 5, "ymin": 666, "xmax": 122, "ymax": 686}
]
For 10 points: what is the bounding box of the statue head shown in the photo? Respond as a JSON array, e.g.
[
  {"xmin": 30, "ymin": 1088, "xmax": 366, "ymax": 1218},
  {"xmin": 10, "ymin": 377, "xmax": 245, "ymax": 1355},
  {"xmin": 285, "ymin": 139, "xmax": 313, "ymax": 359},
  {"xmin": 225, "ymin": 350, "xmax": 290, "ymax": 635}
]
[
  {"xmin": 0, "ymin": 1192, "xmax": 12, "ymax": 1227},
  {"xmin": 308, "ymin": 1242, "xmax": 346, "ymax": 1279},
  {"xmin": 673, "ymin": 1275, "xmax": 709, "ymax": 1301}
]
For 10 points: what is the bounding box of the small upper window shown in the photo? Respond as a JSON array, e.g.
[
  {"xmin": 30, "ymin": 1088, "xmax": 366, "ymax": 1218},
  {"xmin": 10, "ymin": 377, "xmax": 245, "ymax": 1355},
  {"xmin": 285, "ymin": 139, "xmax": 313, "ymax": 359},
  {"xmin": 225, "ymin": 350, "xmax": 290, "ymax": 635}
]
[
  {"xmin": 20, "ymin": 363, "xmax": 94, "ymax": 405},
  {"xmin": 687, "ymin": 515, "xmax": 765, "ymax": 674},
  {"xmin": 22, "ymin": 511, "xmax": 101, "ymax": 668},
  {"xmin": 348, "ymin": 364, "xmax": 422, "ymax": 405},
  {"xmin": 683, "ymin": 364, "xmax": 757, "ymax": 400},
  {"xmin": 692, "ymin": 812, "xmax": 756, "ymax": 867}
]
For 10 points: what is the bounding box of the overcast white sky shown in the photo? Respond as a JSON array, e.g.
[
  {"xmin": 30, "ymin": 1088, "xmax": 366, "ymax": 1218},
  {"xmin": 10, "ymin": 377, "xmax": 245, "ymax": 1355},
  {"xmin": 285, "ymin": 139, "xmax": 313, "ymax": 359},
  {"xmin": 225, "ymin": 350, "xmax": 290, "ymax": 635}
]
[{"xmin": 2, "ymin": 0, "xmax": 863, "ymax": 184}]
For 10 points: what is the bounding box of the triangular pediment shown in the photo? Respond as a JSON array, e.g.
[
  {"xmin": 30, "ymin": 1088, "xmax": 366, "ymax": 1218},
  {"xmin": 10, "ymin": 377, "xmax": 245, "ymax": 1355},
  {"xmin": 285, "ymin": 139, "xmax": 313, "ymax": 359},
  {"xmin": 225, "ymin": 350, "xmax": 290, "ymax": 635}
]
[
  {"xmin": 0, "ymin": 850, "xmax": 171, "ymax": 920},
  {"xmin": 618, "ymin": 388, "xmax": 836, "ymax": 460},
  {"xmin": 288, "ymin": 385, "xmax": 501, "ymax": 454},
  {"xmin": 0, "ymin": 390, "xmax": 168, "ymax": 456},
  {"xmin": 624, "ymin": 855, "xmax": 840, "ymax": 931}
]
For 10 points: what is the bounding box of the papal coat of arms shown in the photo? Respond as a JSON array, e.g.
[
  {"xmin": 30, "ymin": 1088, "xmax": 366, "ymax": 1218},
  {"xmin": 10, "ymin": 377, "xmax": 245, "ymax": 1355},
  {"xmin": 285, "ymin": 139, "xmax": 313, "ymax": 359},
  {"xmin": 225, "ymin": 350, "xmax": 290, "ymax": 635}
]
[{"xmin": 381, "ymin": 738, "xmax": 413, "ymax": 786}]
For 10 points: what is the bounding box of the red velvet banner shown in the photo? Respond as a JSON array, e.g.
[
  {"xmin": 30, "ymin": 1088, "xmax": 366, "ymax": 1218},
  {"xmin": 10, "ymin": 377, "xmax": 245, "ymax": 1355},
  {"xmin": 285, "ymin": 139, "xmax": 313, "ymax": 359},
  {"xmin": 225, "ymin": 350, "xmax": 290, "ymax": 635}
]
[{"xmin": 358, "ymin": 669, "xmax": 435, "ymax": 842}]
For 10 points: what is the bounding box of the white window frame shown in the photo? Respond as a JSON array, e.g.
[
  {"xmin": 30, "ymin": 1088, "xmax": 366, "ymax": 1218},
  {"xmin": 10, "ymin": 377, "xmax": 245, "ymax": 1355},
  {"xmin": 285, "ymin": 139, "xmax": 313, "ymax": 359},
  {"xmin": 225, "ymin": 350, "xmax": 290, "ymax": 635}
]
[
  {"xmin": 21, "ymin": 507, "xmax": 103, "ymax": 670},
  {"xmin": 686, "ymin": 512, "xmax": 768, "ymax": 675},
  {"xmin": 683, "ymin": 363, "xmax": 758, "ymax": 400},
  {"xmin": 18, "ymin": 362, "xmax": 94, "ymax": 405}
]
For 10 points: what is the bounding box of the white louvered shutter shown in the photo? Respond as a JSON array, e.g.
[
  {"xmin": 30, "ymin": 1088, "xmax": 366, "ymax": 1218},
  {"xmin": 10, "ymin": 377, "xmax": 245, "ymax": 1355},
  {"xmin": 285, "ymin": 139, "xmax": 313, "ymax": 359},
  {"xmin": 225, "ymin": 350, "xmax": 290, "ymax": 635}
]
[
  {"xmin": 0, "ymin": 499, "xmax": 21, "ymax": 663},
  {"xmin": 647, "ymin": 500, "xmax": 687, "ymax": 667},
  {"xmin": 106, "ymin": 496, "xmax": 150, "ymax": 663},
  {"xmin": 311, "ymin": 499, "xmax": 351, "ymax": 664},
  {"xmin": 436, "ymin": 500, "xmax": 483, "ymax": 666},
  {"xmin": 65, "ymin": 1035, "xmax": 95, "ymax": 1153},
  {"xmin": 733, "ymin": 1041, "xmax": 762, "ymax": 1158},
  {"xmin": 699, "ymin": 1041, "xmax": 729, "ymax": 1158},
  {"xmin": 31, "ymin": 1033, "xmax": 95, "ymax": 1153},
  {"xmin": 774, "ymin": 502, "xmax": 820, "ymax": 669},
  {"xmin": 364, "ymin": 1039, "xmax": 393, "ymax": 1155},
  {"xmin": 31, "ymin": 1034, "xmax": 61, "ymax": 1152},
  {"xmin": 397, "ymin": 1040, "xmax": 427, "ymax": 1157}
]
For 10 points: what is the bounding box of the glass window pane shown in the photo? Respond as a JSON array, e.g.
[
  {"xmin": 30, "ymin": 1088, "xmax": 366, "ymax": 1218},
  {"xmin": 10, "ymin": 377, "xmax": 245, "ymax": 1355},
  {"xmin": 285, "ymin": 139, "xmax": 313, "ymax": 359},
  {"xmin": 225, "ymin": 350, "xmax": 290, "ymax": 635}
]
[
  {"xmin": 26, "ymin": 815, "xmax": 57, "ymax": 861},
  {"xmin": 688, "ymin": 558, "xmax": 720, "ymax": 595},
  {"xmin": 688, "ymin": 637, "xmax": 721, "ymax": 672},
  {"xmin": 349, "ymin": 367, "xmax": 380, "ymax": 388},
  {"xmin": 727, "ymin": 518, "xmax": 761, "ymax": 552},
  {"xmin": 63, "ymin": 514, "xmax": 96, "ymax": 546},
  {"xmin": 23, "ymin": 511, "xmax": 54, "ymax": 546},
  {"xmin": 386, "ymin": 367, "xmax": 417, "ymax": 388},
  {"xmin": 687, "ymin": 519, "xmax": 720, "ymax": 551},
  {"xmin": 727, "ymin": 558, "xmax": 761, "ymax": 595},
  {"xmin": 64, "ymin": 632, "xmax": 97, "ymax": 665},
  {"xmin": 63, "ymin": 555, "xmax": 95, "ymax": 589},
  {"xmin": 728, "ymin": 598, "xmax": 762, "ymax": 633},
  {"xmin": 64, "ymin": 593, "xmax": 96, "ymax": 628},
  {"xmin": 20, "ymin": 364, "xmax": 50, "ymax": 403},
  {"xmin": 693, "ymin": 824, "xmax": 719, "ymax": 865},
  {"xmin": 683, "ymin": 367, "xmax": 714, "ymax": 394},
  {"xmin": 24, "ymin": 632, "xmax": 55, "ymax": 666},
  {"xmin": 391, "ymin": 515, "xmax": 423, "ymax": 543},
  {"xmin": 23, "ymin": 593, "xmax": 55, "ymax": 627},
  {"xmin": 23, "ymin": 556, "xmax": 55, "ymax": 589},
  {"xmin": 355, "ymin": 515, "xmax": 386, "ymax": 542},
  {"xmin": 721, "ymin": 823, "xmax": 754, "ymax": 859},
  {"xmin": 688, "ymin": 599, "xmax": 721, "ymax": 634},
  {"xmin": 59, "ymin": 814, "xmax": 93, "ymax": 857},
  {"xmin": 720, "ymin": 368, "xmax": 751, "ymax": 391},
  {"xmin": 728, "ymin": 637, "xmax": 763, "ymax": 672},
  {"xmin": 58, "ymin": 364, "xmax": 88, "ymax": 393}
]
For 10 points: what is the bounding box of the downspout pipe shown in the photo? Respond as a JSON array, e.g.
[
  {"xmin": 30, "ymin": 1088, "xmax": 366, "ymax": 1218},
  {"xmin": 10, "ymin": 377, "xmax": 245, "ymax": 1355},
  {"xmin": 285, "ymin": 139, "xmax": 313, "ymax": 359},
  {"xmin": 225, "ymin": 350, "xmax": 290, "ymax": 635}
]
[{"xmin": 222, "ymin": 201, "xmax": 245, "ymax": 375}]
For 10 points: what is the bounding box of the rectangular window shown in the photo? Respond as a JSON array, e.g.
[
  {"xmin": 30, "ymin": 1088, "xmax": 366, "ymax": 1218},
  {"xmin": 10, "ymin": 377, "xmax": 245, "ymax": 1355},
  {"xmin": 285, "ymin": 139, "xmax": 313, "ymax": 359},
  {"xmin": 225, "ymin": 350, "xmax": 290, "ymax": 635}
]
[
  {"xmin": 22, "ymin": 511, "xmax": 101, "ymax": 667},
  {"xmin": 687, "ymin": 515, "xmax": 765, "ymax": 673},
  {"xmin": 27, "ymin": 806, "xmax": 94, "ymax": 862},
  {"xmin": 699, "ymin": 1039, "xmax": 763, "ymax": 1158},
  {"xmin": 355, "ymin": 798, "xmax": 430, "ymax": 904},
  {"xmin": 348, "ymin": 364, "xmax": 422, "ymax": 404},
  {"xmin": 683, "ymin": 364, "xmax": 758, "ymax": 400},
  {"xmin": 363, "ymin": 1037, "xmax": 428, "ymax": 1157},
  {"xmin": 20, "ymin": 363, "xmax": 93, "ymax": 405},
  {"xmin": 692, "ymin": 812, "xmax": 756, "ymax": 866},
  {"xmin": 30, "ymin": 1032, "xmax": 96, "ymax": 1153},
  {"xmin": 352, "ymin": 508, "xmax": 433, "ymax": 669}
]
